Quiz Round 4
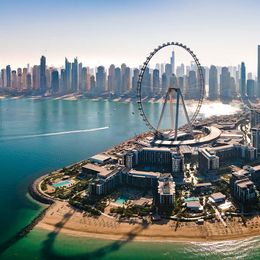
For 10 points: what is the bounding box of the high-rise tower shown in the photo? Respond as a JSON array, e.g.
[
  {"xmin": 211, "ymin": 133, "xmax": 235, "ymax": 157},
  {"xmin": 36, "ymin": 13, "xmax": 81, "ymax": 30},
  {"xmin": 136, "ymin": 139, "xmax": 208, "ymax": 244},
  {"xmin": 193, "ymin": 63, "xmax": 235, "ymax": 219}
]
[
  {"xmin": 71, "ymin": 58, "xmax": 78, "ymax": 92},
  {"xmin": 65, "ymin": 58, "xmax": 71, "ymax": 93},
  {"xmin": 40, "ymin": 56, "xmax": 47, "ymax": 94},
  {"xmin": 257, "ymin": 45, "xmax": 260, "ymax": 97},
  {"xmin": 170, "ymin": 49, "xmax": 175, "ymax": 74},
  {"xmin": 209, "ymin": 65, "xmax": 218, "ymax": 100},
  {"xmin": 240, "ymin": 62, "xmax": 246, "ymax": 97},
  {"xmin": 6, "ymin": 65, "xmax": 11, "ymax": 88}
]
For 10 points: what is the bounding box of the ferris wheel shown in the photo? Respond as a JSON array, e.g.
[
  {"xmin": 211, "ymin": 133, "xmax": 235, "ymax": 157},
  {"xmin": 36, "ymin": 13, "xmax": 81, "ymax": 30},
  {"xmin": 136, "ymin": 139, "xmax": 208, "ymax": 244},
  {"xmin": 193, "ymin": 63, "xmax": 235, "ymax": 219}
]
[{"xmin": 137, "ymin": 42, "xmax": 205, "ymax": 140}]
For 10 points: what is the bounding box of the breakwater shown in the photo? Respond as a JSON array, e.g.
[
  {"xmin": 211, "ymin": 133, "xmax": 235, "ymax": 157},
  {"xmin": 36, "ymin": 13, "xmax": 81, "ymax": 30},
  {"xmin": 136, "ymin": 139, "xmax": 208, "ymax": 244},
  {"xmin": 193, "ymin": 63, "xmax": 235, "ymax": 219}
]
[
  {"xmin": 0, "ymin": 204, "xmax": 51, "ymax": 255},
  {"xmin": 0, "ymin": 175, "xmax": 55, "ymax": 255}
]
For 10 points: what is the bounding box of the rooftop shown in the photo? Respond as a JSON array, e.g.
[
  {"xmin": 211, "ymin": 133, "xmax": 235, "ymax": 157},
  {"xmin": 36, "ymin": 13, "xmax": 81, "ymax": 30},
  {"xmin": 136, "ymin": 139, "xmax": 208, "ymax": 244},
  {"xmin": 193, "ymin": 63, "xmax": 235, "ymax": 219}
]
[
  {"xmin": 128, "ymin": 169, "xmax": 160, "ymax": 178},
  {"xmin": 210, "ymin": 192, "xmax": 226, "ymax": 201},
  {"xmin": 82, "ymin": 163, "xmax": 120, "ymax": 179},
  {"xmin": 90, "ymin": 154, "xmax": 111, "ymax": 163},
  {"xmin": 158, "ymin": 179, "xmax": 175, "ymax": 195},
  {"xmin": 186, "ymin": 201, "xmax": 201, "ymax": 208},
  {"xmin": 194, "ymin": 182, "xmax": 212, "ymax": 188},
  {"xmin": 236, "ymin": 178, "xmax": 254, "ymax": 189}
]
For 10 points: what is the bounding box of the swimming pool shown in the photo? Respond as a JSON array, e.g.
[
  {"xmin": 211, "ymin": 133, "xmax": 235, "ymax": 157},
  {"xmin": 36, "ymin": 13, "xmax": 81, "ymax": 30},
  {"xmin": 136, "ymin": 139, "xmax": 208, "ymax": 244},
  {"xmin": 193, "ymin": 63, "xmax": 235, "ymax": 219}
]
[
  {"xmin": 52, "ymin": 180, "xmax": 71, "ymax": 188},
  {"xmin": 115, "ymin": 195, "xmax": 128, "ymax": 205}
]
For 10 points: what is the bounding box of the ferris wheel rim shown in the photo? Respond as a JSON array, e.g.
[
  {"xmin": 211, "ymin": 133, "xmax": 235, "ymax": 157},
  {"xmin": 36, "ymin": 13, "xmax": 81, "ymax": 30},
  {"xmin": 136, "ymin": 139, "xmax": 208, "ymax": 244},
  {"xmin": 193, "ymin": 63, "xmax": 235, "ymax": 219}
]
[{"xmin": 137, "ymin": 41, "xmax": 205, "ymax": 135}]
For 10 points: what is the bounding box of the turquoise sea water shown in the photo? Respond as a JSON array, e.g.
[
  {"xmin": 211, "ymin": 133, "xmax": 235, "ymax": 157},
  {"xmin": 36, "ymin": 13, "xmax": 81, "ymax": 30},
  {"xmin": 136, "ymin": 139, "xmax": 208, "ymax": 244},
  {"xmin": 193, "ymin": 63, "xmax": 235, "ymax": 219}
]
[{"xmin": 1, "ymin": 98, "xmax": 259, "ymax": 259}]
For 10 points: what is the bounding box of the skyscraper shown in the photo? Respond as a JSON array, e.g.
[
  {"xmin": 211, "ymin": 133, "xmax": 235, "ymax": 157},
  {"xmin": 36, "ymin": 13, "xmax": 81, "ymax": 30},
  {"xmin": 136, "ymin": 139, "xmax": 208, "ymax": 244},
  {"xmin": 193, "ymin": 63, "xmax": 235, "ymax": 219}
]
[
  {"xmin": 187, "ymin": 70, "xmax": 197, "ymax": 99},
  {"xmin": 46, "ymin": 68, "xmax": 51, "ymax": 91},
  {"xmin": 132, "ymin": 68, "xmax": 139, "ymax": 94},
  {"xmin": 161, "ymin": 73, "xmax": 167, "ymax": 95},
  {"xmin": 257, "ymin": 45, "xmax": 260, "ymax": 97},
  {"xmin": 123, "ymin": 66, "xmax": 131, "ymax": 94},
  {"xmin": 90, "ymin": 75, "xmax": 96, "ymax": 93},
  {"xmin": 6, "ymin": 65, "xmax": 11, "ymax": 88},
  {"xmin": 22, "ymin": 68, "xmax": 27, "ymax": 89},
  {"xmin": 81, "ymin": 67, "xmax": 87, "ymax": 93},
  {"xmin": 209, "ymin": 65, "xmax": 218, "ymax": 100},
  {"xmin": 121, "ymin": 63, "xmax": 130, "ymax": 94},
  {"xmin": 86, "ymin": 67, "xmax": 91, "ymax": 92},
  {"xmin": 142, "ymin": 68, "xmax": 151, "ymax": 96},
  {"xmin": 65, "ymin": 58, "xmax": 71, "ymax": 93},
  {"xmin": 26, "ymin": 73, "xmax": 32, "ymax": 90},
  {"xmin": 115, "ymin": 67, "xmax": 121, "ymax": 95},
  {"xmin": 247, "ymin": 79, "xmax": 255, "ymax": 98},
  {"xmin": 165, "ymin": 63, "xmax": 172, "ymax": 88},
  {"xmin": 60, "ymin": 69, "xmax": 66, "ymax": 93},
  {"xmin": 32, "ymin": 65, "xmax": 40, "ymax": 90},
  {"xmin": 176, "ymin": 64, "xmax": 184, "ymax": 77},
  {"xmin": 108, "ymin": 64, "xmax": 115, "ymax": 93},
  {"xmin": 240, "ymin": 62, "xmax": 246, "ymax": 97},
  {"xmin": 78, "ymin": 62, "xmax": 82, "ymax": 92},
  {"xmin": 51, "ymin": 70, "xmax": 59, "ymax": 93},
  {"xmin": 11, "ymin": 70, "xmax": 17, "ymax": 89},
  {"xmin": 1, "ymin": 69, "xmax": 5, "ymax": 88},
  {"xmin": 170, "ymin": 49, "xmax": 175, "ymax": 74},
  {"xmin": 71, "ymin": 58, "xmax": 78, "ymax": 92},
  {"xmin": 17, "ymin": 68, "xmax": 22, "ymax": 90},
  {"xmin": 220, "ymin": 67, "xmax": 232, "ymax": 101},
  {"xmin": 96, "ymin": 66, "xmax": 106, "ymax": 95},
  {"xmin": 152, "ymin": 69, "xmax": 160, "ymax": 95},
  {"xmin": 40, "ymin": 56, "xmax": 47, "ymax": 94}
]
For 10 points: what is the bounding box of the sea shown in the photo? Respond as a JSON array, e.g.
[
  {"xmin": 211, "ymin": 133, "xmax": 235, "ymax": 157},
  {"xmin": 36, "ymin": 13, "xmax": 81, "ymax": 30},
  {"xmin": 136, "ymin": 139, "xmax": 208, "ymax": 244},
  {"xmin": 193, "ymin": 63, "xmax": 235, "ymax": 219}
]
[{"xmin": 0, "ymin": 97, "xmax": 259, "ymax": 259}]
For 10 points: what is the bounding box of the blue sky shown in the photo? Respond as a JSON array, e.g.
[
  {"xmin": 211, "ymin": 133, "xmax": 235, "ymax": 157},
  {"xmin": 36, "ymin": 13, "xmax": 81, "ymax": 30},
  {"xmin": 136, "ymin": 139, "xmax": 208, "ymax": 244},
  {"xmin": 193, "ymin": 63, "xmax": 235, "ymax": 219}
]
[{"xmin": 0, "ymin": 0, "xmax": 260, "ymax": 73}]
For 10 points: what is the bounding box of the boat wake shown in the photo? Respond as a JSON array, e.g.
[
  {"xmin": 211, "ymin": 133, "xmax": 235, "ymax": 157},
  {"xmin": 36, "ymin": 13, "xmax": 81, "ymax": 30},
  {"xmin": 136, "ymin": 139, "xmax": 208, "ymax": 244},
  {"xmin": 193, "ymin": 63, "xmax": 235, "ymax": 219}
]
[{"xmin": 0, "ymin": 126, "xmax": 109, "ymax": 141}]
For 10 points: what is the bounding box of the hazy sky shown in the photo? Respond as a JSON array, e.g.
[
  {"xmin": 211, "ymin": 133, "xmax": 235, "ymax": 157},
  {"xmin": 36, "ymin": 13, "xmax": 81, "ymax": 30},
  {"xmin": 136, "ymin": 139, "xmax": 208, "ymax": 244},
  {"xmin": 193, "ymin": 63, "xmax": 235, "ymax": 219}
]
[{"xmin": 1, "ymin": 0, "xmax": 260, "ymax": 73}]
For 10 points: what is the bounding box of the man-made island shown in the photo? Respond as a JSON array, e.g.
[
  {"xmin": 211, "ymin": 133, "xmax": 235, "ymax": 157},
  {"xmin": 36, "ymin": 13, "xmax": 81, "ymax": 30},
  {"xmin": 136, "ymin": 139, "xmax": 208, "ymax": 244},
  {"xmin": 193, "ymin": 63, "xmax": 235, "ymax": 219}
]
[{"xmin": 30, "ymin": 109, "xmax": 260, "ymax": 242}]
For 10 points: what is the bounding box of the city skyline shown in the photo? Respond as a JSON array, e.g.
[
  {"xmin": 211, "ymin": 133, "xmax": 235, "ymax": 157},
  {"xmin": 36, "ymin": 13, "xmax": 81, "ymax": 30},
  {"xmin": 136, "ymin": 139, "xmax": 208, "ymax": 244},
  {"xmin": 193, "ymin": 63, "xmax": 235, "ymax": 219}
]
[
  {"xmin": 1, "ymin": 49, "xmax": 260, "ymax": 103},
  {"xmin": 1, "ymin": 0, "xmax": 260, "ymax": 73}
]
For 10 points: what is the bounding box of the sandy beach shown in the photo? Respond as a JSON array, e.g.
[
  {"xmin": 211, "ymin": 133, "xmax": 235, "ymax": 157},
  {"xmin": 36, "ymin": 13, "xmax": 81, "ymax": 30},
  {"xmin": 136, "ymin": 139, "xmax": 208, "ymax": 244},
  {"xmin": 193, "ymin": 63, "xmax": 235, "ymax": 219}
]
[{"xmin": 36, "ymin": 201, "xmax": 260, "ymax": 242}]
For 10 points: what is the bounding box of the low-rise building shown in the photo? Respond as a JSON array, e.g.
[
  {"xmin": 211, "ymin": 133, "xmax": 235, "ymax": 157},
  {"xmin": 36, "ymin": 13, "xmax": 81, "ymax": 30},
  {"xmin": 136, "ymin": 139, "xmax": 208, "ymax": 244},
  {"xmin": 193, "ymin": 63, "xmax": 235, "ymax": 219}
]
[
  {"xmin": 198, "ymin": 148, "xmax": 219, "ymax": 175},
  {"xmin": 230, "ymin": 168, "xmax": 251, "ymax": 191},
  {"xmin": 233, "ymin": 178, "xmax": 258, "ymax": 204},
  {"xmin": 186, "ymin": 201, "xmax": 203, "ymax": 212},
  {"xmin": 193, "ymin": 182, "xmax": 212, "ymax": 194},
  {"xmin": 85, "ymin": 164, "xmax": 123, "ymax": 195},
  {"xmin": 230, "ymin": 169, "xmax": 258, "ymax": 204},
  {"xmin": 210, "ymin": 192, "xmax": 226, "ymax": 203}
]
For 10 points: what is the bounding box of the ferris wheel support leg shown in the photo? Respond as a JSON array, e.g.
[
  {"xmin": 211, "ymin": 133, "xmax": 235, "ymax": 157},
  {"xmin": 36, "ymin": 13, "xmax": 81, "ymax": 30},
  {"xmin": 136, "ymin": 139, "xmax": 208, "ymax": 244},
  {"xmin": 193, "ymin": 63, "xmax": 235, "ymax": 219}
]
[
  {"xmin": 170, "ymin": 89, "xmax": 175, "ymax": 133},
  {"xmin": 174, "ymin": 90, "xmax": 180, "ymax": 141},
  {"xmin": 157, "ymin": 90, "xmax": 169, "ymax": 131},
  {"xmin": 180, "ymin": 91, "xmax": 193, "ymax": 136}
]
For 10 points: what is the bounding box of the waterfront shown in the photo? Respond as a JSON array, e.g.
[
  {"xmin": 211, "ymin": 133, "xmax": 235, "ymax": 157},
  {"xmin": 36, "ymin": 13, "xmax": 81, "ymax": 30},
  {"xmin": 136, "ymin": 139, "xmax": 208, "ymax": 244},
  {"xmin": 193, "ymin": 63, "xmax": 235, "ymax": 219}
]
[{"xmin": 2, "ymin": 98, "xmax": 260, "ymax": 259}]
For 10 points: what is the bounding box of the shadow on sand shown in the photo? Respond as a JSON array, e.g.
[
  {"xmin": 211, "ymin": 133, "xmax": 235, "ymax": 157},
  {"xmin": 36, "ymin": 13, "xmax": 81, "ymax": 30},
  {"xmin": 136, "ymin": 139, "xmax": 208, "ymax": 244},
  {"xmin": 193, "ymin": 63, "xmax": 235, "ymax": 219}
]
[{"xmin": 40, "ymin": 213, "xmax": 150, "ymax": 260}]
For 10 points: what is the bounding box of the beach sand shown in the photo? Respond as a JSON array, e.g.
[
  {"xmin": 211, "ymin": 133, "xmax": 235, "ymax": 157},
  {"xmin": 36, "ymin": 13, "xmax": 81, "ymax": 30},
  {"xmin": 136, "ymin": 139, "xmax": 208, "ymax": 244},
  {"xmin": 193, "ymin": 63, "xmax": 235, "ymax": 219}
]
[{"xmin": 36, "ymin": 201, "xmax": 260, "ymax": 242}]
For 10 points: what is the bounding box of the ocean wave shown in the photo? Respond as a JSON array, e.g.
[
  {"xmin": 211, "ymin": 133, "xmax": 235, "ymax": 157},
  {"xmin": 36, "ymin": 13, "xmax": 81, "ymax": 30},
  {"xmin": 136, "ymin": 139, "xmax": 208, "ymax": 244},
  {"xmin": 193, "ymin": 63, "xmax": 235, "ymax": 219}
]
[
  {"xmin": 0, "ymin": 126, "xmax": 109, "ymax": 141},
  {"xmin": 186, "ymin": 236, "xmax": 260, "ymax": 259}
]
